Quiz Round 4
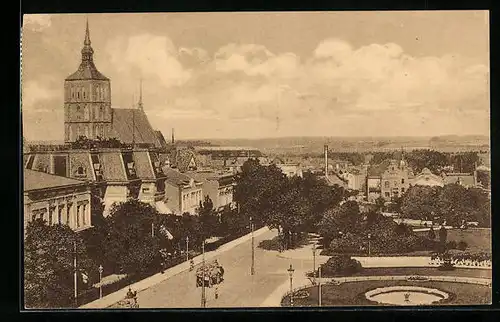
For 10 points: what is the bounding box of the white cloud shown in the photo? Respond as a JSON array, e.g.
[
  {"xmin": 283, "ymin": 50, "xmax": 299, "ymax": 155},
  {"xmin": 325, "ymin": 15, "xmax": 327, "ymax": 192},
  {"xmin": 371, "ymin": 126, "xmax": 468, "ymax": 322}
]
[
  {"xmin": 23, "ymin": 14, "xmax": 52, "ymax": 32},
  {"xmin": 106, "ymin": 34, "xmax": 191, "ymax": 87},
  {"xmin": 21, "ymin": 81, "xmax": 58, "ymax": 110}
]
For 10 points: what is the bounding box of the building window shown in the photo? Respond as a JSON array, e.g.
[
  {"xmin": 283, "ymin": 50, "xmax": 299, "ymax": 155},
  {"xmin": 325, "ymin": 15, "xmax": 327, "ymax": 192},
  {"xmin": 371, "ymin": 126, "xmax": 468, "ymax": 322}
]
[
  {"xmin": 66, "ymin": 204, "xmax": 72, "ymax": 226},
  {"xmin": 49, "ymin": 208, "xmax": 54, "ymax": 225},
  {"xmin": 82, "ymin": 204, "xmax": 87, "ymax": 226},
  {"xmin": 76, "ymin": 206, "xmax": 81, "ymax": 228},
  {"xmin": 385, "ymin": 192, "xmax": 390, "ymax": 198},
  {"xmin": 58, "ymin": 206, "xmax": 63, "ymax": 224},
  {"xmin": 394, "ymin": 181, "xmax": 398, "ymax": 186},
  {"xmin": 401, "ymin": 187, "xmax": 405, "ymax": 193},
  {"xmin": 401, "ymin": 178, "xmax": 405, "ymax": 184},
  {"xmin": 384, "ymin": 181, "xmax": 389, "ymax": 188},
  {"xmin": 142, "ymin": 187, "xmax": 150, "ymax": 193},
  {"xmin": 32, "ymin": 213, "xmax": 36, "ymax": 221}
]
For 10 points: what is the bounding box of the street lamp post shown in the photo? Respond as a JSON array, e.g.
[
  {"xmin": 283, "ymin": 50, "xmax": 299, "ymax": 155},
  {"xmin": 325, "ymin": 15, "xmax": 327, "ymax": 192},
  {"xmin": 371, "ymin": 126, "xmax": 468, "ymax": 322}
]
[
  {"xmin": 312, "ymin": 243, "xmax": 317, "ymax": 283},
  {"xmin": 318, "ymin": 266, "xmax": 322, "ymax": 306},
  {"xmin": 287, "ymin": 264, "xmax": 295, "ymax": 307},
  {"xmin": 368, "ymin": 233, "xmax": 372, "ymax": 257},
  {"xmin": 201, "ymin": 240, "xmax": 206, "ymax": 308},
  {"xmin": 98, "ymin": 265, "xmax": 103, "ymax": 299},
  {"xmin": 250, "ymin": 217, "xmax": 255, "ymax": 276},
  {"xmin": 186, "ymin": 236, "xmax": 189, "ymax": 262}
]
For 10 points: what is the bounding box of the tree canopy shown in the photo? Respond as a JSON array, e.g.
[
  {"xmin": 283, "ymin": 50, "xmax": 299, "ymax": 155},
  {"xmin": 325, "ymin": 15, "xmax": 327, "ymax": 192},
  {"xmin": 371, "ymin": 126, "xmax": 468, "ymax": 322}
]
[
  {"xmin": 25, "ymin": 219, "xmax": 93, "ymax": 308},
  {"xmin": 103, "ymin": 200, "xmax": 161, "ymax": 275}
]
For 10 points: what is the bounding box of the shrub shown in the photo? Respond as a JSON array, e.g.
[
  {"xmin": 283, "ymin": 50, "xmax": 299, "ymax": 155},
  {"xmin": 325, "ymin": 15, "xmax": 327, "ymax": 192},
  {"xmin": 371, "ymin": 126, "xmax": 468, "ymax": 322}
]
[
  {"xmin": 328, "ymin": 233, "xmax": 362, "ymax": 254},
  {"xmin": 446, "ymin": 240, "xmax": 457, "ymax": 250},
  {"xmin": 457, "ymin": 240, "xmax": 468, "ymax": 251},
  {"xmin": 319, "ymin": 255, "xmax": 362, "ymax": 277}
]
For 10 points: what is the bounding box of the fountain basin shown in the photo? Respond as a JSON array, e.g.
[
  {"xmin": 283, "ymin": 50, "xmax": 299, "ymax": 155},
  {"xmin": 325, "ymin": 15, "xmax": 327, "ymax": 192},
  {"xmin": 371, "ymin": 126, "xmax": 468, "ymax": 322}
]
[{"xmin": 365, "ymin": 286, "xmax": 449, "ymax": 306}]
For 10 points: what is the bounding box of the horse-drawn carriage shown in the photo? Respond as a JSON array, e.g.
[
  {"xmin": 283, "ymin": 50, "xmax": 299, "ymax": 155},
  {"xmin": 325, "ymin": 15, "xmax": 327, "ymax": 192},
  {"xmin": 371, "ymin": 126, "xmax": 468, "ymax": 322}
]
[{"xmin": 196, "ymin": 260, "xmax": 224, "ymax": 287}]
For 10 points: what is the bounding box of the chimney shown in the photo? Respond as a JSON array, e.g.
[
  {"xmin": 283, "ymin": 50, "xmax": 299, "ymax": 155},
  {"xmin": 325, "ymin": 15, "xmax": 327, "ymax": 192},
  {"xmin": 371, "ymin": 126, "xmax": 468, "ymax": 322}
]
[
  {"xmin": 324, "ymin": 144, "xmax": 329, "ymax": 178},
  {"xmin": 171, "ymin": 128, "xmax": 175, "ymax": 144}
]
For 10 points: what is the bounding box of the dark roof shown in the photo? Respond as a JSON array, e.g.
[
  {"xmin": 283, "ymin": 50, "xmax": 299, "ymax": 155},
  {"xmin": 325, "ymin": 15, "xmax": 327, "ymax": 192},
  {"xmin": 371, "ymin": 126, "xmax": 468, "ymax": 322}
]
[
  {"xmin": 24, "ymin": 169, "xmax": 86, "ymax": 192},
  {"xmin": 155, "ymin": 131, "xmax": 169, "ymax": 148},
  {"xmin": 323, "ymin": 174, "xmax": 347, "ymax": 188},
  {"xmin": 110, "ymin": 109, "xmax": 161, "ymax": 147},
  {"xmin": 99, "ymin": 151, "xmax": 128, "ymax": 181},
  {"xmin": 133, "ymin": 151, "xmax": 155, "ymax": 179},
  {"xmin": 65, "ymin": 61, "xmax": 109, "ymax": 81},
  {"xmin": 367, "ymin": 160, "xmax": 392, "ymax": 177},
  {"xmin": 169, "ymin": 148, "xmax": 197, "ymax": 172},
  {"xmin": 163, "ymin": 168, "xmax": 200, "ymax": 187}
]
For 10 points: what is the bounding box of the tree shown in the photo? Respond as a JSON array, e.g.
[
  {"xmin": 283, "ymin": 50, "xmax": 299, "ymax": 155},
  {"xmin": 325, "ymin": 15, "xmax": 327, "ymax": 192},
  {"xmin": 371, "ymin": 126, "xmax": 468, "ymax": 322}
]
[
  {"xmin": 400, "ymin": 185, "xmax": 441, "ymax": 220},
  {"xmin": 81, "ymin": 191, "xmax": 107, "ymax": 268},
  {"xmin": 198, "ymin": 195, "xmax": 218, "ymax": 238},
  {"xmin": 405, "ymin": 149, "xmax": 448, "ymax": 173},
  {"xmin": 437, "ymin": 184, "xmax": 475, "ymax": 227},
  {"xmin": 24, "ymin": 219, "xmax": 93, "ymax": 308},
  {"xmin": 374, "ymin": 196, "xmax": 386, "ymax": 212},
  {"xmin": 318, "ymin": 201, "xmax": 361, "ymax": 247},
  {"xmin": 234, "ymin": 159, "xmax": 287, "ymax": 225},
  {"xmin": 103, "ymin": 200, "xmax": 161, "ymax": 275}
]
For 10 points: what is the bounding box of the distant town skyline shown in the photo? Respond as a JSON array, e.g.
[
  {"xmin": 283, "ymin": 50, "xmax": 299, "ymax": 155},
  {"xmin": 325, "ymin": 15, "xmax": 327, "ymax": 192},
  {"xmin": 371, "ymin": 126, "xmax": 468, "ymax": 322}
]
[{"xmin": 22, "ymin": 11, "xmax": 490, "ymax": 141}]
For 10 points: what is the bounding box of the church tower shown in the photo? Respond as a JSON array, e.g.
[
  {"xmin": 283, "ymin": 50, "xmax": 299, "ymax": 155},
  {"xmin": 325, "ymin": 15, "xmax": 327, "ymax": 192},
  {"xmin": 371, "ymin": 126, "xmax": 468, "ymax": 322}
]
[{"xmin": 64, "ymin": 20, "xmax": 112, "ymax": 143}]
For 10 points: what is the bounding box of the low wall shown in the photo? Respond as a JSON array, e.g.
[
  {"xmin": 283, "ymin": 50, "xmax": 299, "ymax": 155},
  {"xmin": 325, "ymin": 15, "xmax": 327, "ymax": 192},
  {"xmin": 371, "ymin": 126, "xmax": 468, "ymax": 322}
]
[{"xmin": 352, "ymin": 256, "xmax": 492, "ymax": 270}]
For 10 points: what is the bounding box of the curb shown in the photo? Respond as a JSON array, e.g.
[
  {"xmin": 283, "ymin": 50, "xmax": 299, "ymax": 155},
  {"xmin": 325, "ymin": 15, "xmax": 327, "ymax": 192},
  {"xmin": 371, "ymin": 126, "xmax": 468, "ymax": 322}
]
[{"xmin": 80, "ymin": 226, "xmax": 271, "ymax": 309}]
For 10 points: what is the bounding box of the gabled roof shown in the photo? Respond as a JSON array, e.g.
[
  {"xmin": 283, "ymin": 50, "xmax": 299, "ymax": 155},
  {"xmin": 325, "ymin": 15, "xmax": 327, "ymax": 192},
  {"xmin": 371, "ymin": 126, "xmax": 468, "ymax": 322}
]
[
  {"xmin": 169, "ymin": 148, "xmax": 197, "ymax": 172},
  {"xmin": 323, "ymin": 174, "xmax": 347, "ymax": 188},
  {"xmin": 154, "ymin": 130, "xmax": 169, "ymax": 148},
  {"xmin": 24, "ymin": 169, "xmax": 86, "ymax": 192},
  {"xmin": 163, "ymin": 168, "xmax": 201, "ymax": 187},
  {"xmin": 110, "ymin": 109, "xmax": 161, "ymax": 147}
]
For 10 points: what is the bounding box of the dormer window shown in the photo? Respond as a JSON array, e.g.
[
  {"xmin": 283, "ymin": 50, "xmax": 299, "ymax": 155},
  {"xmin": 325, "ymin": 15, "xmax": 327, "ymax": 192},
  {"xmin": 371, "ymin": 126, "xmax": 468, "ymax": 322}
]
[{"xmin": 75, "ymin": 166, "xmax": 86, "ymax": 177}]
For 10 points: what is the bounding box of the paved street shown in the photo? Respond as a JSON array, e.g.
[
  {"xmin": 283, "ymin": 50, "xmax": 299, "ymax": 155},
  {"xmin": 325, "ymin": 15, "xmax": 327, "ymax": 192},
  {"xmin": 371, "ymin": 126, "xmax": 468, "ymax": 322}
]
[{"xmin": 136, "ymin": 229, "xmax": 315, "ymax": 308}]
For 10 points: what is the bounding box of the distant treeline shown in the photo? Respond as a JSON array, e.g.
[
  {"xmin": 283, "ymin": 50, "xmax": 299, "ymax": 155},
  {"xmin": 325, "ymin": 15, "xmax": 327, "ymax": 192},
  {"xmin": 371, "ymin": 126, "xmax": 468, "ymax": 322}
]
[{"xmin": 299, "ymin": 149, "xmax": 484, "ymax": 174}]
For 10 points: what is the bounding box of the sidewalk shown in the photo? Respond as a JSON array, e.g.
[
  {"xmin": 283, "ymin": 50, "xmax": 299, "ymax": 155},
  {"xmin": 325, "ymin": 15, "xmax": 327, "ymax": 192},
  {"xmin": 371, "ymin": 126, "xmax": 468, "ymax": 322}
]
[
  {"xmin": 80, "ymin": 226, "xmax": 271, "ymax": 309},
  {"xmin": 276, "ymin": 247, "xmax": 491, "ymax": 270},
  {"xmin": 260, "ymin": 269, "xmax": 312, "ymax": 307}
]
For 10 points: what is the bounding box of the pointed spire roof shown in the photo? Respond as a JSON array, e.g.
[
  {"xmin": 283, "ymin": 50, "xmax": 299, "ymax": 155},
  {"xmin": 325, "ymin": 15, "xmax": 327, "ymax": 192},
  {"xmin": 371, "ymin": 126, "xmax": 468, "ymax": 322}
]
[
  {"xmin": 138, "ymin": 78, "xmax": 143, "ymax": 110},
  {"xmin": 66, "ymin": 19, "xmax": 109, "ymax": 81}
]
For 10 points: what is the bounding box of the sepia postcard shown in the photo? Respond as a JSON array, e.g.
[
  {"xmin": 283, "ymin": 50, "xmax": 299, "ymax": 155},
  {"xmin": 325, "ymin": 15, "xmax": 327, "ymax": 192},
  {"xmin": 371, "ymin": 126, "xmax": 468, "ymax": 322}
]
[{"xmin": 21, "ymin": 11, "xmax": 491, "ymax": 309}]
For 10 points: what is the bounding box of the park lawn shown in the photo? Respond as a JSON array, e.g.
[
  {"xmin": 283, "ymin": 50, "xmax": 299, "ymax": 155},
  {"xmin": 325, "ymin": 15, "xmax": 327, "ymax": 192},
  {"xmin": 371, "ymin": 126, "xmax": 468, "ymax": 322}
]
[
  {"xmin": 283, "ymin": 279, "xmax": 491, "ymax": 307},
  {"xmin": 415, "ymin": 228, "xmax": 491, "ymax": 254}
]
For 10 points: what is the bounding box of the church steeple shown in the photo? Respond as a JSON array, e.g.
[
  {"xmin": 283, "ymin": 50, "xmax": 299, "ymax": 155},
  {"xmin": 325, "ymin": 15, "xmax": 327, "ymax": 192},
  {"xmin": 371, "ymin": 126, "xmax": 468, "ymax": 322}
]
[{"xmin": 81, "ymin": 18, "xmax": 94, "ymax": 62}]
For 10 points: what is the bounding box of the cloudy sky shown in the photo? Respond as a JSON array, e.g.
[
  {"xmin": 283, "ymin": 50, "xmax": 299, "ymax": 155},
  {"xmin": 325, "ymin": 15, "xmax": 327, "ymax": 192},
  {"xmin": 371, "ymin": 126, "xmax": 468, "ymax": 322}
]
[{"xmin": 22, "ymin": 11, "xmax": 489, "ymax": 141}]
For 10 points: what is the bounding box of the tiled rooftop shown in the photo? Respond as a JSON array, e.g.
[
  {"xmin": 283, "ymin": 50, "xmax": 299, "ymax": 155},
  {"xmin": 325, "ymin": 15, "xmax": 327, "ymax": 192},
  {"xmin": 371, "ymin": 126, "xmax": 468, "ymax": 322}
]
[
  {"xmin": 24, "ymin": 169, "xmax": 86, "ymax": 192},
  {"xmin": 110, "ymin": 109, "xmax": 161, "ymax": 147}
]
